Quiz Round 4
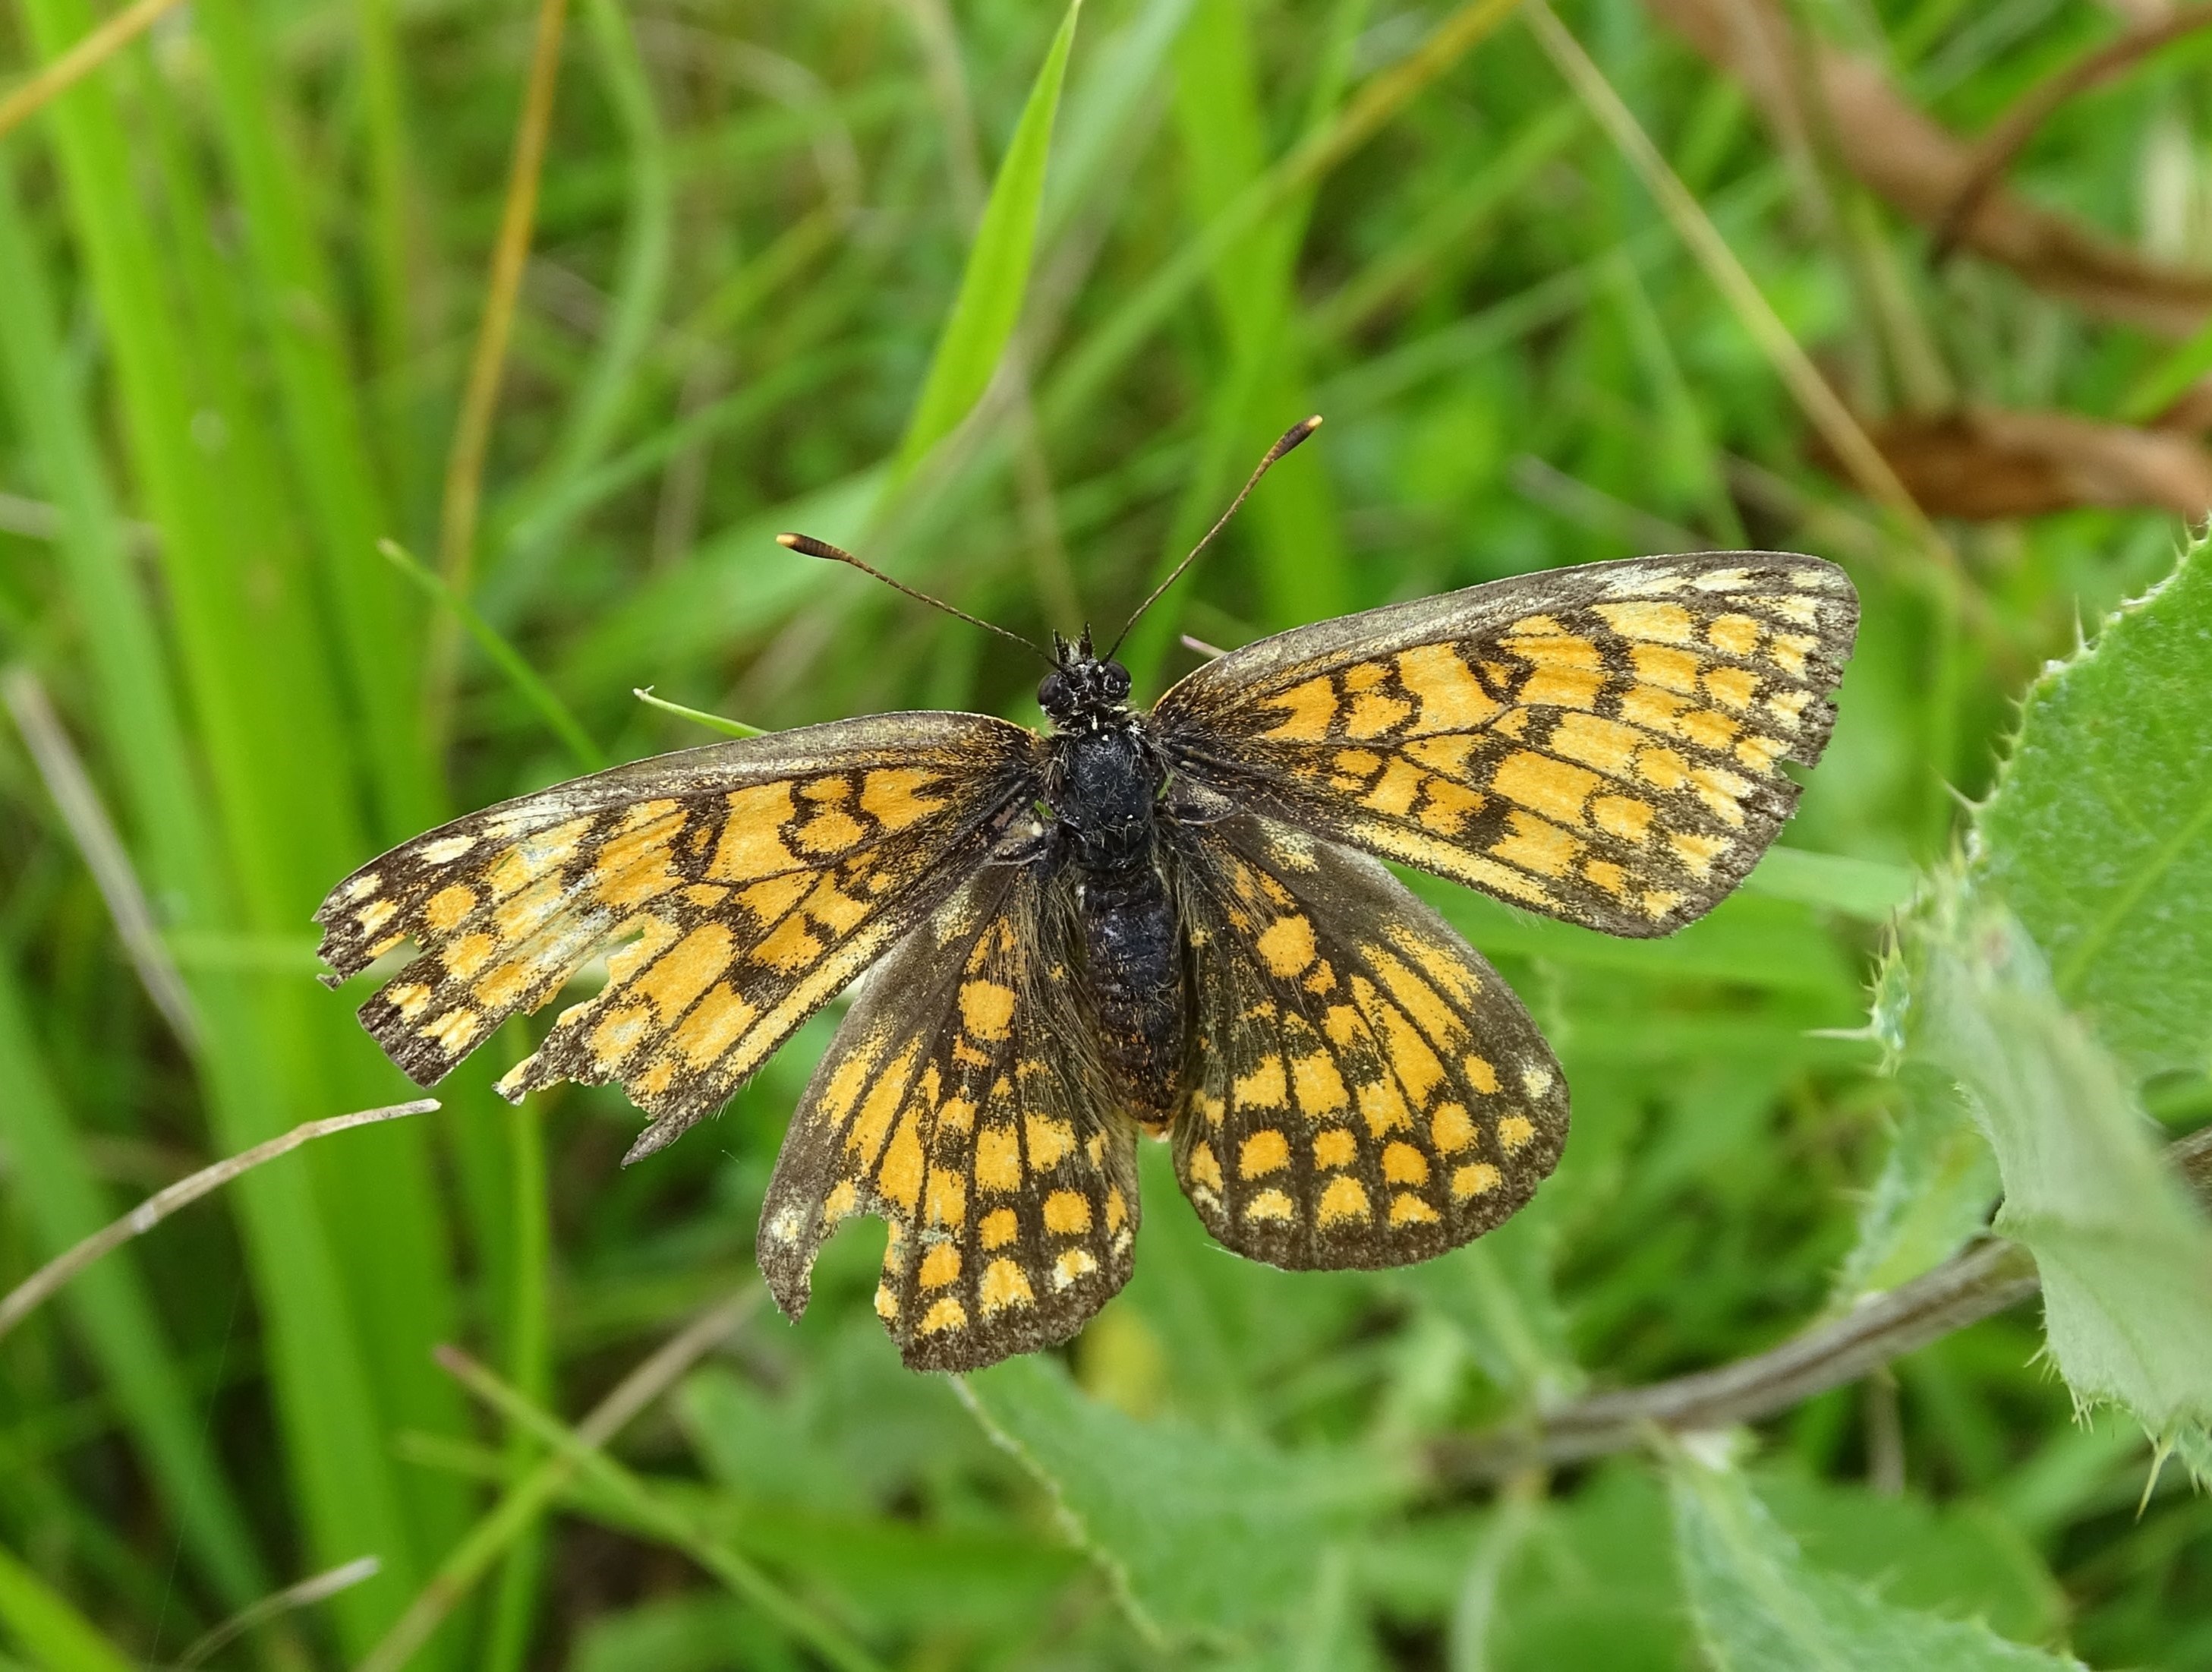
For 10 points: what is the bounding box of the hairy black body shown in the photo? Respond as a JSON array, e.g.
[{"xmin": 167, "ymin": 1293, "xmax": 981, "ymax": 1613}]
[{"xmin": 1037, "ymin": 637, "xmax": 1183, "ymax": 1129}]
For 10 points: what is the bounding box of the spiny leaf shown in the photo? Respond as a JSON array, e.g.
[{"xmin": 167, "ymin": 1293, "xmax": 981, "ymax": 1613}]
[{"xmin": 1972, "ymin": 536, "xmax": 2212, "ymax": 1079}]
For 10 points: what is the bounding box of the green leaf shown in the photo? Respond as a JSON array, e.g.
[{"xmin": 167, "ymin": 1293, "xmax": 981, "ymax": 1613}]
[
  {"xmin": 0, "ymin": 1545, "xmax": 137, "ymax": 1672},
  {"xmin": 1669, "ymin": 1451, "xmax": 2084, "ymax": 1671},
  {"xmin": 957, "ymin": 1354, "xmax": 1397, "ymax": 1644},
  {"xmin": 891, "ymin": 2, "xmax": 1080, "ymax": 480},
  {"xmin": 1831, "ymin": 1062, "xmax": 1999, "ymax": 1302},
  {"xmin": 1972, "ymin": 538, "xmax": 2212, "ymax": 1079},
  {"xmin": 1911, "ymin": 907, "xmax": 2212, "ymax": 1434}
]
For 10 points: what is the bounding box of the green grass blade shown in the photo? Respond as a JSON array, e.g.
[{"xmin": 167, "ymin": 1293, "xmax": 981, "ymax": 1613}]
[
  {"xmin": 0, "ymin": 952, "xmax": 267, "ymax": 1609},
  {"xmin": 381, "ymin": 539, "xmax": 605, "ymax": 771},
  {"xmin": 891, "ymin": 0, "xmax": 1079, "ymax": 482},
  {"xmin": 0, "ymin": 1544, "xmax": 135, "ymax": 1672},
  {"xmin": 632, "ymin": 688, "xmax": 764, "ymax": 737}
]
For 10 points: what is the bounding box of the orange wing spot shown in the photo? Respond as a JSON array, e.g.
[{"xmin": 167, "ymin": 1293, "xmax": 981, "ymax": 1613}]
[
  {"xmin": 981, "ymin": 1207, "xmax": 1019, "ymax": 1248},
  {"xmin": 1431, "ymin": 1103, "xmax": 1476, "ymax": 1153},
  {"xmin": 1256, "ymin": 914, "xmax": 1316, "ymax": 977},
  {"xmin": 936, "ymin": 1095, "xmax": 977, "ymax": 1136},
  {"xmin": 980, "ymin": 1257, "xmax": 1035, "ymax": 1314},
  {"xmin": 846, "ymin": 1043, "xmax": 919, "ymax": 1166},
  {"xmin": 424, "ymin": 1008, "xmax": 484, "ymax": 1053},
  {"xmin": 1769, "ymin": 632, "xmax": 1817, "ymax": 677},
  {"xmin": 1517, "ymin": 663, "xmax": 1605, "ymax": 709},
  {"xmin": 1583, "ymin": 857, "xmax": 1627, "ymax": 896},
  {"xmin": 1619, "ymin": 683, "xmax": 1693, "ymax": 738},
  {"xmin": 1641, "ymin": 889, "xmax": 1685, "ymax": 918},
  {"xmin": 925, "ymin": 1169, "xmax": 967, "ymax": 1229},
  {"xmin": 792, "ymin": 806, "xmax": 865, "ymax": 856},
  {"xmin": 857, "ymin": 768, "xmax": 945, "ymax": 831},
  {"xmin": 1382, "ymin": 1141, "xmax": 1429, "ymax": 1185},
  {"xmin": 1498, "ymin": 1114, "xmax": 1536, "ymax": 1153},
  {"xmin": 1547, "ymin": 712, "xmax": 1642, "ymax": 778},
  {"xmin": 737, "ymin": 873, "xmax": 811, "ymax": 926},
  {"xmin": 1691, "ymin": 765, "xmax": 1753, "ymax": 827},
  {"xmin": 818, "ymin": 1043, "xmax": 880, "ymax": 1125},
  {"xmin": 959, "ymin": 980, "xmax": 1017, "ymax": 1041},
  {"xmin": 1366, "ymin": 951, "xmax": 1461, "ymax": 1058},
  {"xmin": 1259, "ymin": 677, "xmax": 1338, "ymax": 741},
  {"xmin": 1025, "ymin": 1115, "xmax": 1076, "ymax": 1172},
  {"xmin": 1390, "ymin": 1193, "xmax": 1441, "ymax": 1226},
  {"xmin": 874, "ymin": 1283, "xmax": 898, "ymax": 1322},
  {"xmin": 1344, "ymin": 691, "xmax": 1413, "ymax": 739},
  {"xmin": 823, "ymin": 1181, "xmax": 859, "ymax": 1224},
  {"xmin": 708, "ymin": 784, "xmax": 800, "ymax": 881},
  {"xmin": 1105, "ymin": 1186, "xmax": 1129, "ymax": 1231},
  {"xmin": 1363, "ymin": 757, "xmax": 1427, "ymax": 817},
  {"xmin": 1735, "ymin": 733, "xmax": 1788, "ymax": 772},
  {"xmin": 1678, "ymin": 708, "xmax": 1740, "ymax": 751},
  {"xmin": 1707, "ymin": 614, "xmax": 1762, "ymax": 656},
  {"xmin": 1395, "ymin": 642, "xmax": 1502, "ymax": 734},
  {"xmin": 1635, "ymin": 746, "xmax": 1691, "ymax": 791},
  {"xmin": 1405, "ymin": 733, "xmax": 1478, "ymax": 778},
  {"xmin": 1317, "ymin": 1175, "xmax": 1372, "ymax": 1226},
  {"xmin": 1243, "ymin": 1188, "xmax": 1295, "ymax": 1223},
  {"xmin": 1240, "ymin": 1130, "xmax": 1290, "ymax": 1178},
  {"xmin": 636, "ymin": 1059, "xmax": 678, "ymax": 1096},
  {"xmin": 1344, "ymin": 662, "xmax": 1388, "ymax": 692},
  {"xmin": 1766, "ymin": 688, "xmax": 1811, "ymax": 730},
  {"xmin": 633, "ymin": 923, "xmax": 737, "ymax": 1018},
  {"xmin": 878, "ymin": 1118, "xmax": 925, "ymax": 1210},
  {"xmin": 474, "ymin": 958, "xmax": 540, "ymax": 1011},
  {"xmin": 1356, "ymin": 1076, "xmax": 1413, "ymax": 1137},
  {"xmin": 1591, "ymin": 793, "xmax": 1656, "ymax": 845},
  {"xmin": 1052, "ymin": 1248, "xmax": 1098, "ymax": 1290},
  {"xmin": 1668, "ymin": 830, "xmax": 1729, "ymax": 877},
  {"xmin": 1416, "ymin": 777, "xmax": 1486, "ymax": 835},
  {"xmin": 1492, "ymin": 703, "xmax": 1531, "ymax": 739},
  {"xmin": 919, "ymin": 1296, "xmax": 968, "ymax": 1335},
  {"xmin": 1044, "ymin": 1189, "xmax": 1093, "ymax": 1233},
  {"xmin": 1593, "ymin": 599, "xmax": 1695, "ymax": 643},
  {"xmin": 1291, "ymin": 1051, "xmax": 1350, "ymax": 1115},
  {"xmin": 1233, "ymin": 1055, "xmax": 1288, "ymax": 1109},
  {"xmin": 586, "ymin": 1003, "xmax": 650, "ymax": 1064},
  {"xmin": 364, "ymin": 932, "xmax": 407, "ymax": 960},
  {"xmin": 1334, "ymin": 748, "xmax": 1383, "ymax": 777},
  {"xmin": 493, "ymin": 875, "xmax": 566, "ymax": 943},
  {"xmin": 976, "ymin": 1126, "xmax": 1022, "ymax": 1192},
  {"xmin": 1312, "ymin": 1127, "xmax": 1357, "ymax": 1169},
  {"xmin": 1322, "ymin": 1005, "xmax": 1364, "ymax": 1047},
  {"xmin": 751, "ymin": 914, "xmax": 825, "ymax": 973},
  {"xmin": 420, "ymin": 836, "xmax": 476, "ymax": 864},
  {"xmin": 487, "ymin": 818, "xmax": 594, "ymax": 898},
  {"xmin": 919, "ymin": 1243, "xmax": 962, "ymax": 1289},
  {"xmin": 1490, "ymin": 809, "xmax": 1582, "ymax": 880},
  {"xmin": 1629, "ymin": 642, "xmax": 1703, "ymax": 696},
  {"xmin": 1373, "ymin": 1000, "xmax": 1448, "ymax": 1106},
  {"xmin": 1452, "ymin": 1162, "xmax": 1502, "ymax": 1199},
  {"xmin": 802, "ymin": 876, "xmax": 870, "ymax": 935},
  {"xmin": 424, "ymin": 885, "xmax": 477, "ymax": 932},
  {"xmin": 1492, "ymin": 750, "xmax": 1599, "ymax": 829},
  {"xmin": 682, "ymin": 884, "xmax": 729, "ymax": 910},
  {"xmin": 1187, "ymin": 1140, "xmax": 1224, "ymax": 1191},
  {"xmin": 444, "ymin": 932, "xmax": 498, "ymax": 981},
  {"xmin": 1463, "ymin": 1054, "xmax": 1499, "ymax": 1093},
  {"xmin": 1703, "ymin": 665, "xmax": 1760, "ymax": 711},
  {"xmin": 799, "ymin": 777, "xmax": 850, "ymax": 803}
]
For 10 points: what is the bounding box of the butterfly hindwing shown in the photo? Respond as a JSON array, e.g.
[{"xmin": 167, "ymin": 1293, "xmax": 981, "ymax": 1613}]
[
  {"xmin": 314, "ymin": 714, "xmax": 1041, "ymax": 1158},
  {"xmin": 1167, "ymin": 813, "xmax": 1567, "ymax": 1270},
  {"xmin": 758, "ymin": 865, "xmax": 1139, "ymax": 1371},
  {"xmin": 1153, "ymin": 553, "xmax": 1858, "ymax": 936}
]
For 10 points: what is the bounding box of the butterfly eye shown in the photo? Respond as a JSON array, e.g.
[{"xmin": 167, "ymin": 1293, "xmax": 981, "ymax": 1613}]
[
  {"xmin": 1038, "ymin": 670, "xmax": 1069, "ymax": 709},
  {"xmin": 1100, "ymin": 661, "xmax": 1132, "ymax": 699}
]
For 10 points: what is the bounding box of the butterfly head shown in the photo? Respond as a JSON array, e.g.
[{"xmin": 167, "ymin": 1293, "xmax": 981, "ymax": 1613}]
[{"xmin": 1038, "ymin": 628, "xmax": 1133, "ymax": 731}]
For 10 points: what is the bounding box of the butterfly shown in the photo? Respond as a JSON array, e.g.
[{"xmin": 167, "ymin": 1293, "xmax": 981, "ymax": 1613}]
[{"xmin": 315, "ymin": 419, "xmax": 1858, "ymax": 1372}]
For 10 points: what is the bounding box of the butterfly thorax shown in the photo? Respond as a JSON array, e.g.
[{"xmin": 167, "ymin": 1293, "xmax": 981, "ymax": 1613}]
[{"xmin": 1038, "ymin": 643, "xmax": 1184, "ymax": 1131}]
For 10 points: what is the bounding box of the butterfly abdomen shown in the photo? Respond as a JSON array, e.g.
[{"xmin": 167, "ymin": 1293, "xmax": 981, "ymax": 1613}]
[{"xmin": 1048, "ymin": 719, "xmax": 1183, "ymax": 1130}]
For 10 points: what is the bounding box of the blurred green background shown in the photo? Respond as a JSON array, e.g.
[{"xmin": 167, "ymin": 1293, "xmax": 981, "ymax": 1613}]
[{"xmin": 1, "ymin": 0, "xmax": 2210, "ymax": 1664}]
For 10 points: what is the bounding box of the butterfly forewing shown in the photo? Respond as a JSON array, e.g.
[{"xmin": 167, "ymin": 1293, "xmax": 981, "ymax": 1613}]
[
  {"xmin": 758, "ymin": 865, "xmax": 1139, "ymax": 1371},
  {"xmin": 1154, "ymin": 554, "xmax": 1858, "ymax": 936},
  {"xmin": 314, "ymin": 714, "xmax": 1040, "ymax": 1158},
  {"xmin": 1167, "ymin": 814, "xmax": 1567, "ymax": 1270}
]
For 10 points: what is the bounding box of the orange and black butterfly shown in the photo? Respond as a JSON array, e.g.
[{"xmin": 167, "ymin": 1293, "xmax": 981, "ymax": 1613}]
[{"xmin": 316, "ymin": 420, "xmax": 1858, "ymax": 1371}]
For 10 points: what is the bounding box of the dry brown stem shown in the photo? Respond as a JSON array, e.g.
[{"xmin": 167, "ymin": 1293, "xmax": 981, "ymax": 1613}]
[{"xmin": 1644, "ymin": 0, "xmax": 2212, "ymax": 336}]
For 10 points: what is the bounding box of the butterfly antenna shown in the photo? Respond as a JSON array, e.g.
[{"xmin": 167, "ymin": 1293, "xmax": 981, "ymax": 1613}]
[
  {"xmin": 1104, "ymin": 415, "xmax": 1322, "ymax": 661},
  {"xmin": 777, "ymin": 533, "xmax": 1055, "ymax": 667}
]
